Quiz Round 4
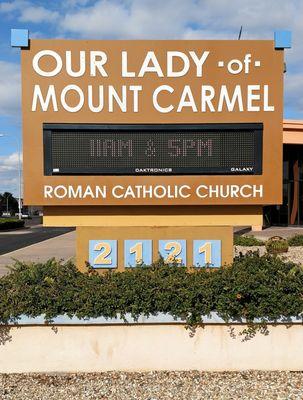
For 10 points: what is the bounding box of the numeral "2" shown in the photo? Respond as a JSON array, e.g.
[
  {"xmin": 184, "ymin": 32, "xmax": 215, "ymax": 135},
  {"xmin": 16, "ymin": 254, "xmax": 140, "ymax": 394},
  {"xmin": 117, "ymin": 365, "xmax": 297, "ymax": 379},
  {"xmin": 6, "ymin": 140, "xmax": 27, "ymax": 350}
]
[
  {"xmin": 94, "ymin": 242, "xmax": 112, "ymax": 265},
  {"xmin": 164, "ymin": 241, "xmax": 182, "ymax": 264}
]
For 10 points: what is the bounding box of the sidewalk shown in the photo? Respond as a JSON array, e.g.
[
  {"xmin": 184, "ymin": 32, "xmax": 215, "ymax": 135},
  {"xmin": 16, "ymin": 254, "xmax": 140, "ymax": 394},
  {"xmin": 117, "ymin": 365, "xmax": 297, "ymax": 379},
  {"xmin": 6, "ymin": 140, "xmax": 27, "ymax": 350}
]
[
  {"xmin": 0, "ymin": 231, "xmax": 76, "ymax": 276},
  {"xmin": 1, "ymin": 226, "xmax": 302, "ymax": 276},
  {"xmin": 238, "ymin": 226, "xmax": 303, "ymax": 241}
]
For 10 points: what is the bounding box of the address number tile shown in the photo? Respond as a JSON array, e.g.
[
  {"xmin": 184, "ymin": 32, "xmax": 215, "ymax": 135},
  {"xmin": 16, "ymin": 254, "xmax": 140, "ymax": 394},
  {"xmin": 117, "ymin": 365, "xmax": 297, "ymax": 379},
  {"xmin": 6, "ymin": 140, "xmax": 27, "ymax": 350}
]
[
  {"xmin": 193, "ymin": 240, "xmax": 221, "ymax": 268},
  {"xmin": 124, "ymin": 240, "xmax": 152, "ymax": 267},
  {"xmin": 158, "ymin": 240, "xmax": 186, "ymax": 265},
  {"xmin": 89, "ymin": 240, "xmax": 117, "ymax": 269}
]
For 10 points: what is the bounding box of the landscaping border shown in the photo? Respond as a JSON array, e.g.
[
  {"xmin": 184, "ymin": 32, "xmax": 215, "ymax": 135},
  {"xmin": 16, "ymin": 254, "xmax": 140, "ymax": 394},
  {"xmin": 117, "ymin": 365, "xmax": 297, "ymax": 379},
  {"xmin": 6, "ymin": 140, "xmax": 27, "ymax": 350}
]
[
  {"xmin": 4, "ymin": 312, "xmax": 303, "ymax": 325},
  {"xmin": 0, "ymin": 321, "xmax": 303, "ymax": 373}
]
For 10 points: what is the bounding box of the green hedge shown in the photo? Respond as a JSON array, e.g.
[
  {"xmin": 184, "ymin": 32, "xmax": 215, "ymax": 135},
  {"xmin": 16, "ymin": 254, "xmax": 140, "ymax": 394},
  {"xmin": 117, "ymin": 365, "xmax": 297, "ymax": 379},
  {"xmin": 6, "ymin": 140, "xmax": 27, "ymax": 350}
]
[
  {"xmin": 0, "ymin": 218, "xmax": 25, "ymax": 230},
  {"xmin": 234, "ymin": 235, "xmax": 264, "ymax": 246},
  {"xmin": 288, "ymin": 235, "xmax": 303, "ymax": 246},
  {"xmin": 0, "ymin": 255, "xmax": 302, "ymax": 334},
  {"xmin": 235, "ymin": 234, "xmax": 303, "ymax": 247}
]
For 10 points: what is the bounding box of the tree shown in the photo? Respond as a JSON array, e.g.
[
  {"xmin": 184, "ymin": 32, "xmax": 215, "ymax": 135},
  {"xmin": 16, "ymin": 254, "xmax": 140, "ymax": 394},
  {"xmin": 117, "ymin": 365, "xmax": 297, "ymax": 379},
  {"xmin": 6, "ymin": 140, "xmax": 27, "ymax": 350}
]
[{"xmin": 0, "ymin": 192, "xmax": 18, "ymax": 215}]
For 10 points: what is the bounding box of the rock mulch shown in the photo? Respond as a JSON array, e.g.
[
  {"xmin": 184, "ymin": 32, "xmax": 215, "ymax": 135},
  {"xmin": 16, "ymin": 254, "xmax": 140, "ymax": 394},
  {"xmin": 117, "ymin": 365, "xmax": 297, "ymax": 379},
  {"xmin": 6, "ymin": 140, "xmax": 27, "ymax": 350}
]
[
  {"xmin": 0, "ymin": 371, "xmax": 303, "ymax": 400},
  {"xmin": 235, "ymin": 245, "xmax": 303, "ymax": 265}
]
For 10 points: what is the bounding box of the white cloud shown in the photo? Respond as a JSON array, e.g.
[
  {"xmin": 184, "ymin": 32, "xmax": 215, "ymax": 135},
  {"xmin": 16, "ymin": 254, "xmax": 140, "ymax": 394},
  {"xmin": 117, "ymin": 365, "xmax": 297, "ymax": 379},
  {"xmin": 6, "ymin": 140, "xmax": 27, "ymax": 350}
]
[
  {"xmin": 193, "ymin": 0, "xmax": 297, "ymax": 33},
  {"xmin": 0, "ymin": 61, "xmax": 21, "ymax": 117},
  {"xmin": 0, "ymin": 152, "xmax": 22, "ymax": 173},
  {"xmin": 1, "ymin": 0, "xmax": 300, "ymax": 40},
  {"xmin": 0, "ymin": 0, "xmax": 28, "ymax": 13},
  {"xmin": 63, "ymin": 0, "xmax": 92, "ymax": 7},
  {"xmin": 182, "ymin": 28, "xmax": 236, "ymax": 40},
  {"xmin": 0, "ymin": 152, "xmax": 22, "ymax": 196},
  {"xmin": 0, "ymin": 176, "xmax": 19, "ymax": 197},
  {"xmin": 19, "ymin": 6, "xmax": 59, "ymax": 23},
  {"xmin": 285, "ymin": 71, "xmax": 303, "ymax": 115},
  {"xmin": 59, "ymin": 0, "xmax": 298, "ymax": 40},
  {"xmin": 60, "ymin": 0, "xmax": 199, "ymax": 39},
  {"xmin": 0, "ymin": 0, "xmax": 59, "ymax": 24}
]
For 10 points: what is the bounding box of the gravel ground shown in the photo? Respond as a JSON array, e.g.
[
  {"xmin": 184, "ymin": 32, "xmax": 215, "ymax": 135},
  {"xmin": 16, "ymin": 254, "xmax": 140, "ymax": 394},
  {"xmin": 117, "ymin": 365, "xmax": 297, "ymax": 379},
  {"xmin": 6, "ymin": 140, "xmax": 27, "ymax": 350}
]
[
  {"xmin": 0, "ymin": 371, "xmax": 303, "ymax": 400},
  {"xmin": 235, "ymin": 245, "xmax": 303, "ymax": 264}
]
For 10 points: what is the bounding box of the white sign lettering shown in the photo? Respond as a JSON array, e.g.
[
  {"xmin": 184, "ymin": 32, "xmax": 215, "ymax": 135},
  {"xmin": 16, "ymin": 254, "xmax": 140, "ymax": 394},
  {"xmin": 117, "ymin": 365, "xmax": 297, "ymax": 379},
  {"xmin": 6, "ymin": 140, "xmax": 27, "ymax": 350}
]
[
  {"xmin": 31, "ymin": 50, "xmax": 274, "ymax": 113},
  {"xmin": 44, "ymin": 184, "xmax": 263, "ymax": 200}
]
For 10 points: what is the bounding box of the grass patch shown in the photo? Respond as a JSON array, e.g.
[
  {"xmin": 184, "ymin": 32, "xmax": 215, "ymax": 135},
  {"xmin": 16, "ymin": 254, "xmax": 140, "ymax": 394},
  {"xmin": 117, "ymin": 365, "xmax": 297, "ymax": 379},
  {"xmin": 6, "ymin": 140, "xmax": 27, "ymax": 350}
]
[
  {"xmin": 234, "ymin": 235, "xmax": 264, "ymax": 246},
  {"xmin": 288, "ymin": 235, "xmax": 303, "ymax": 247}
]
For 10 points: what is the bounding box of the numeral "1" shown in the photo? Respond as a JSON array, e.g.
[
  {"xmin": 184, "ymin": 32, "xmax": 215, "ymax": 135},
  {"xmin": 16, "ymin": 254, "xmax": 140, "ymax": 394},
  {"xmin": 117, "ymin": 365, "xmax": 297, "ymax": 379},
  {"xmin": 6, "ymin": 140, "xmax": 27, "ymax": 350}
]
[
  {"xmin": 129, "ymin": 242, "xmax": 143, "ymax": 264},
  {"xmin": 198, "ymin": 242, "xmax": 212, "ymax": 264}
]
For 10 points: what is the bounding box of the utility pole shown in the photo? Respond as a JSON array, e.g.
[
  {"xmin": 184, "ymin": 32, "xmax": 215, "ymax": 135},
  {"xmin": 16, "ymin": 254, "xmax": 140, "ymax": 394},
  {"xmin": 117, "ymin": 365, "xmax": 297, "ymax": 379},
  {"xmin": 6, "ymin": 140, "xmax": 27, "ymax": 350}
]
[
  {"xmin": 6, "ymin": 193, "xmax": 12, "ymax": 214},
  {"xmin": 0, "ymin": 134, "xmax": 22, "ymax": 219}
]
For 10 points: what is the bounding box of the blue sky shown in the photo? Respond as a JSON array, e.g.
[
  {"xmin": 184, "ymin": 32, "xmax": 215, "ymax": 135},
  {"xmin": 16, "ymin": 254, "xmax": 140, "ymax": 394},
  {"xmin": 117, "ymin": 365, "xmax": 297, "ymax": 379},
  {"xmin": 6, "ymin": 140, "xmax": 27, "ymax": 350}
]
[{"xmin": 0, "ymin": 0, "xmax": 302, "ymax": 195}]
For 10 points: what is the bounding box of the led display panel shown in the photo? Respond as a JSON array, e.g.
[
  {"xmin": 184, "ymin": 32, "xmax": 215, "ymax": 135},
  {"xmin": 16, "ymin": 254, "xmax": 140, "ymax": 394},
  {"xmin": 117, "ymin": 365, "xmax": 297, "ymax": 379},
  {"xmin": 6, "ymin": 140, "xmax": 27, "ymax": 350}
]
[{"xmin": 44, "ymin": 123, "xmax": 262, "ymax": 176}]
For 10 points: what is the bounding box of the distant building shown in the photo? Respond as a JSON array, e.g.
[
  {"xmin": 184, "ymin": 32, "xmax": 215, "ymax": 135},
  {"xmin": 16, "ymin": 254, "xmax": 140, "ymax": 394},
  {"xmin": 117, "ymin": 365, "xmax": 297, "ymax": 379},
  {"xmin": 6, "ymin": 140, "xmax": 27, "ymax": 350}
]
[{"xmin": 266, "ymin": 120, "xmax": 303, "ymax": 226}]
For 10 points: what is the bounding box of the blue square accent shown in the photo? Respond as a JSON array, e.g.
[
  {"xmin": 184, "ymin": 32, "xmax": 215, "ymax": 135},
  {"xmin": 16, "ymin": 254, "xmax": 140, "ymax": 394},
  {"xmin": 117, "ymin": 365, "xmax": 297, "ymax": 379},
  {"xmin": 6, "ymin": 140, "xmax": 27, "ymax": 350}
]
[
  {"xmin": 89, "ymin": 240, "xmax": 117, "ymax": 269},
  {"xmin": 274, "ymin": 30, "xmax": 291, "ymax": 49},
  {"xmin": 193, "ymin": 240, "xmax": 221, "ymax": 268},
  {"xmin": 11, "ymin": 29, "xmax": 29, "ymax": 48},
  {"xmin": 124, "ymin": 240, "xmax": 152, "ymax": 267},
  {"xmin": 159, "ymin": 240, "xmax": 186, "ymax": 266}
]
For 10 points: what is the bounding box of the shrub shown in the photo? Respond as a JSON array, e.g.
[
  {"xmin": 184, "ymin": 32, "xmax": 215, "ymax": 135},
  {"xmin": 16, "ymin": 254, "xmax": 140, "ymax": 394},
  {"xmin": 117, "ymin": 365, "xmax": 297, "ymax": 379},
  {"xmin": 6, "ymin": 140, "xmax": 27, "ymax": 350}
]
[
  {"xmin": 0, "ymin": 255, "xmax": 302, "ymax": 333},
  {"xmin": 288, "ymin": 234, "xmax": 303, "ymax": 247},
  {"xmin": 0, "ymin": 218, "xmax": 25, "ymax": 230},
  {"xmin": 234, "ymin": 235, "xmax": 264, "ymax": 246},
  {"xmin": 266, "ymin": 237, "xmax": 289, "ymax": 254}
]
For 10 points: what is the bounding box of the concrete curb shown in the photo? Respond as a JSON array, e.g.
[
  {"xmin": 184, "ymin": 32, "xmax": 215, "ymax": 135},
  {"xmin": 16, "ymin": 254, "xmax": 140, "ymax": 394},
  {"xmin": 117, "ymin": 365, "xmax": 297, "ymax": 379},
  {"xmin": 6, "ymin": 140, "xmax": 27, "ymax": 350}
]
[{"xmin": 4, "ymin": 312, "xmax": 303, "ymax": 325}]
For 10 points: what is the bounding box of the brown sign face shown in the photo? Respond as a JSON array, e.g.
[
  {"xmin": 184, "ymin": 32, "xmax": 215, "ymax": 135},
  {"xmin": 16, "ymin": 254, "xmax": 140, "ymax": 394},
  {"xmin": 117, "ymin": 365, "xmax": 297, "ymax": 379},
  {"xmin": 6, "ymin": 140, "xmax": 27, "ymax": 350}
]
[{"xmin": 21, "ymin": 40, "xmax": 284, "ymax": 206}]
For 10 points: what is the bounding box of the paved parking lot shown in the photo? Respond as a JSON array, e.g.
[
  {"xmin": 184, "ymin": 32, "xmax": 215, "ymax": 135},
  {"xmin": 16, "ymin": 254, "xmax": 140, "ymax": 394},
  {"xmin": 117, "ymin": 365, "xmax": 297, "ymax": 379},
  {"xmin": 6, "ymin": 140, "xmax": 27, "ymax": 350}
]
[
  {"xmin": 0, "ymin": 217, "xmax": 74, "ymax": 255},
  {"xmin": 0, "ymin": 230, "xmax": 76, "ymax": 275}
]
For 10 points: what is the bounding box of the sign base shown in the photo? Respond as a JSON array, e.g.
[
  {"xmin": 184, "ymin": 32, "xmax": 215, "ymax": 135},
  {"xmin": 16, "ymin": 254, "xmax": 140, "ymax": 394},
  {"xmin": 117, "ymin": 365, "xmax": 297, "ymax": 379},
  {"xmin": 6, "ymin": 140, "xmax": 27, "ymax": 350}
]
[{"xmin": 76, "ymin": 225, "xmax": 233, "ymax": 271}]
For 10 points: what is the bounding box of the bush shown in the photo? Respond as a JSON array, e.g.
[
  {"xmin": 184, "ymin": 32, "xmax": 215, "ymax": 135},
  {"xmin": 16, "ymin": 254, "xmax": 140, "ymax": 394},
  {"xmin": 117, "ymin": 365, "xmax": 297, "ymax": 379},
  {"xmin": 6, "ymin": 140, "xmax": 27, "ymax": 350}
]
[
  {"xmin": 288, "ymin": 234, "xmax": 303, "ymax": 247},
  {"xmin": 0, "ymin": 218, "xmax": 25, "ymax": 230},
  {"xmin": 0, "ymin": 255, "xmax": 302, "ymax": 332},
  {"xmin": 234, "ymin": 235, "xmax": 264, "ymax": 246},
  {"xmin": 266, "ymin": 237, "xmax": 289, "ymax": 254}
]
